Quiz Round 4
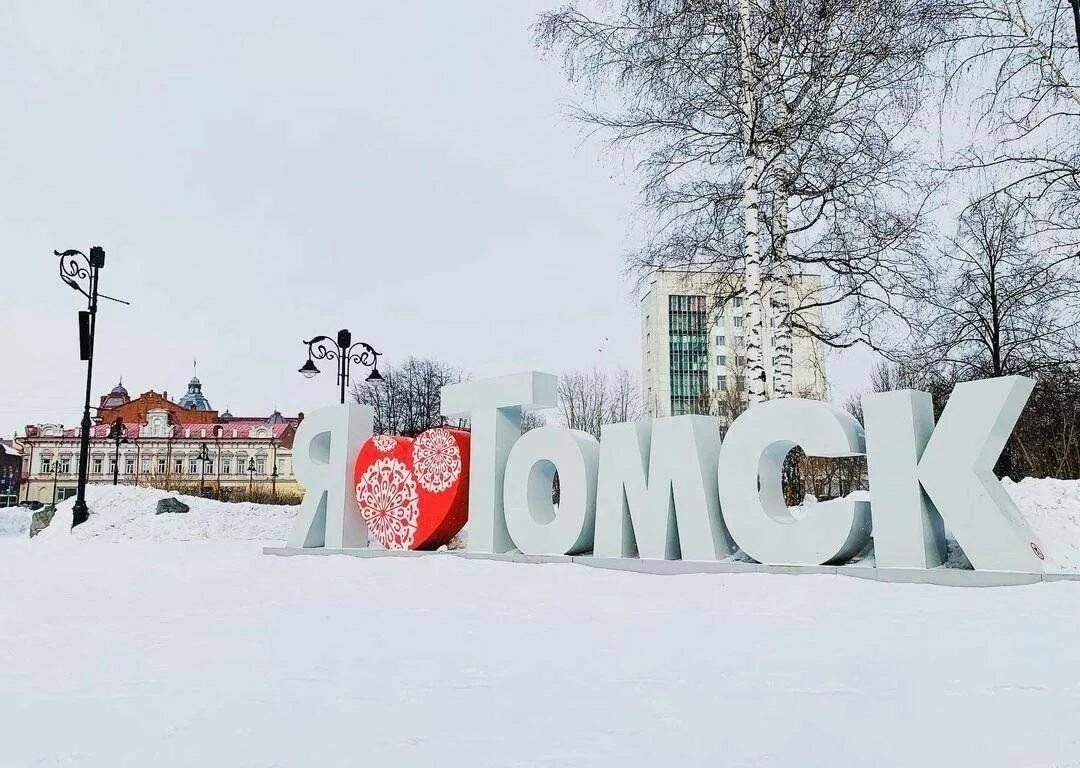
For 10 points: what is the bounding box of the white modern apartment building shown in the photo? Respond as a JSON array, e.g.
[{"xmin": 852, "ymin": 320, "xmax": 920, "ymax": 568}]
[{"xmin": 641, "ymin": 269, "xmax": 827, "ymax": 417}]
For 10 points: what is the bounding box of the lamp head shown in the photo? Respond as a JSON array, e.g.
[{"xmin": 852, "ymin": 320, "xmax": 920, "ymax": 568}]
[{"xmin": 298, "ymin": 358, "xmax": 320, "ymax": 379}]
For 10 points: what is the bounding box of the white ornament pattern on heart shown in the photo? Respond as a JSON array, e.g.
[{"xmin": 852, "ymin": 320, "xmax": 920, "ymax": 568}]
[
  {"xmin": 355, "ymin": 457, "xmax": 420, "ymax": 549},
  {"xmin": 412, "ymin": 429, "xmax": 462, "ymax": 493},
  {"xmin": 372, "ymin": 435, "xmax": 398, "ymax": 452}
]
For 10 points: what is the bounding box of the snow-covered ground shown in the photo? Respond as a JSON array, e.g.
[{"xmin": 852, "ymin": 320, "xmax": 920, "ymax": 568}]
[
  {"xmin": 33, "ymin": 484, "xmax": 299, "ymax": 543},
  {"xmin": 1, "ymin": 537, "xmax": 1079, "ymax": 767},
  {"xmin": 0, "ymin": 504, "xmax": 31, "ymax": 537}
]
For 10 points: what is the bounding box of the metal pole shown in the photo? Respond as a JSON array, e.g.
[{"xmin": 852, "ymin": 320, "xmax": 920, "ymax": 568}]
[
  {"xmin": 72, "ymin": 260, "xmax": 100, "ymax": 526},
  {"xmin": 215, "ymin": 432, "xmax": 222, "ymax": 497}
]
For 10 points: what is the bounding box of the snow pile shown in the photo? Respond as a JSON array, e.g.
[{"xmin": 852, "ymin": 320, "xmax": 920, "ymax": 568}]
[
  {"xmin": 36, "ymin": 485, "xmax": 298, "ymax": 543},
  {"xmin": 1005, "ymin": 477, "xmax": 1080, "ymax": 569},
  {"xmin": 0, "ymin": 505, "xmax": 31, "ymax": 537}
]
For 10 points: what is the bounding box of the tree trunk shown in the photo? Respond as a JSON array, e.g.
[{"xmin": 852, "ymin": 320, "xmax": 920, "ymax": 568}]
[
  {"xmin": 771, "ymin": 172, "xmax": 793, "ymax": 398},
  {"xmin": 740, "ymin": 0, "xmax": 768, "ymax": 405}
]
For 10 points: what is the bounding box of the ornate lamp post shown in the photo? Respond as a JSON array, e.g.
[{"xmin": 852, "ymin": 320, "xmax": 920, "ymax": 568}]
[
  {"xmin": 299, "ymin": 328, "xmax": 383, "ymax": 405},
  {"xmin": 247, "ymin": 457, "xmax": 256, "ymax": 501},
  {"xmin": 56, "ymin": 247, "xmax": 129, "ymax": 526},
  {"xmin": 196, "ymin": 442, "xmax": 212, "ymax": 497},
  {"xmin": 107, "ymin": 417, "xmax": 128, "ymax": 486}
]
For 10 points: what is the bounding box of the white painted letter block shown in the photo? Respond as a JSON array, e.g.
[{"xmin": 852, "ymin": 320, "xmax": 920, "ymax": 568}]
[
  {"xmin": 594, "ymin": 417, "xmax": 733, "ymax": 560},
  {"xmin": 717, "ymin": 399, "xmax": 870, "ymax": 566},
  {"xmin": 287, "ymin": 403, "xmax": 373, "ymax": 549},
  {"xmin": 503, "ymin": 427, "xmax": 599, "ymax": 555},
  {"xmin": 863, "ymin": 390, "xmax": 946, "ymax": 568},
  {"xmin": 864, "ymin": 377, "xmax": 1044, "ymax": 572},
  {"xmin": 441, "ymin": 372, "xmax": 557, "ymax": 554}
]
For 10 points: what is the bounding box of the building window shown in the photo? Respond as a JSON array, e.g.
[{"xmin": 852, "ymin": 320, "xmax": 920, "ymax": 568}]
[
  {"xmin": 174, "ymin": 458, "xmax": 183, "ymax": 474},
  {"xmin": 717, "ymin": 374, "xmax": 727, "ymax": 389},
  {"xmin": 188, "ymin": 459, "xmax": 198, "ymax": 474},
  {"xmin": 717, "ymin": 354, "xmax": 726, "ymax": 366},
  {"xmin": 40, "ymin": 457, "xmax": 52, "ymax": 474},
  {"xmin": 59, "ymin": 457, "xmax": 71, "ymax": 474},
  {"xmin": 734, "ymin": 297, "xmax": 744, "ymax": 308},
  {"xmin": 93, "ymin": 457, "xmax": 104, "ymax": 474},
  {"xmin": 109, "ymin": 458, "xmax": 117, "ymax": 475},
  {"xmin": 716, "ymin": 335, "xmax": 725, "ymax": 347},
  {"xmin": 157, "ymin": 457, "xmax": 167, "ymax": 473},
  {"xmin": 236, "ymin": 458, "xmax": 247, "ymax": 475},
  {"xmin": 141, "ymin": 457, "xmax": 151, "ymax": 473},
  {"xmin": 733, "ymin": 316, "xmax": 743, "ymax": 328},
  {"xmin": 255, "ymin": 458, "xmax": 266, "ymax": 475},
  {"xmin": 125, "ymin": 458, "xmax": 135, "ymax": 475},
  {"xmin": 667, "ymin": 294, "xmax": 709, "ymax": 416},
  {"xmin": 222, "ymin": 459, "xmax": 231, "ymax": 475}
]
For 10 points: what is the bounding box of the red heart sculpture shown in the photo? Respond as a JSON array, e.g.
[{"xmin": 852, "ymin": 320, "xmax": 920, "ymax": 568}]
[{"xmin": 353, "ymin": 428, "xmax": 470, "ymax": 550}]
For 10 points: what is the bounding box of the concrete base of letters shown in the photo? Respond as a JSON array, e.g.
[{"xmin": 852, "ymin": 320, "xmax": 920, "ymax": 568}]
[{"xmin": 262, "ymin": 547, "xmax": 1079, "ymax": 587}]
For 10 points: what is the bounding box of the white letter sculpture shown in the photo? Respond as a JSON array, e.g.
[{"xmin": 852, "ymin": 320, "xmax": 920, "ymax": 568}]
[
  {"xmin": 717, "ymin": 400, "xmax": 870, "ymax": 566},
  {"xmin": 594, "ymin": 417, "xmax": 733, "ymax": 560},
  {"xmin": 287, "ymin": 403, "xmax": 373, "ymax": 549},
  {"xmin": 441, "ymin": 372, "xmax": 557, "ymax": 554},
  {"xmin": 503, "ymin": 427, "xmax": 599, "ymax": 555},
  {"xmin": 863, "ymin": 376, "xmax": 1044, "ymax": 572}
]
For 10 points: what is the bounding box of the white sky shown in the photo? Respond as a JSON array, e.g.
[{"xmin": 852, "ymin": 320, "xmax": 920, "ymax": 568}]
[{"xmin": 0, "ymin": 0, "xmax": 875, "ymax": 437}]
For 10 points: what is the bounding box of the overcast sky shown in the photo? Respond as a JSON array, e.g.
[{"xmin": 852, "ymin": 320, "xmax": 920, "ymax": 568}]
[{"xmin": 0, "ymin": 0, "xmax": 875, "ymax": 437}]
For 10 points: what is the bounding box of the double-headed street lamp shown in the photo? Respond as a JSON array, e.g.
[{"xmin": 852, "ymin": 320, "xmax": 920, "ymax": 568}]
[
  {"xmin": 299, "ymin": 328, "xmax": 384, "ymax": 405},
  {"xmin": 56, "ymin": 247, "xmax": 129, "ymax": 526},
  {"xmin": 107, "ymin": 417, "xmax": 128, "ymax": 486}
]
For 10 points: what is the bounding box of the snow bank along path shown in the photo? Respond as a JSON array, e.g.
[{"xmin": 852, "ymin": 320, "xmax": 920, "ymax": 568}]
[
  {"xmin": 35, "ymin": 484, "xmax": 299, "ymax": 543},
  {"xmin": 1, "ymin": 540, "xmax": 1079, "ymax": 767}
]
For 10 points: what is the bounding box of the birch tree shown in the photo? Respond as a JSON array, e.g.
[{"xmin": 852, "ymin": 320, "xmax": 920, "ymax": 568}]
[{"xmin": 536, "ymin": 0, "xmax": 949, "ymax": 404}]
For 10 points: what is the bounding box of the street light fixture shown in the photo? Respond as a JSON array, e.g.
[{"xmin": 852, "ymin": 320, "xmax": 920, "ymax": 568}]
[
  {"xmin": 298, "ymin": 328, "xmax": 383, "ymax": 404},
  {"xmin": 247, "ymin": 457, "xmax": 256, "ymax": 501},
  {"xmin": 107, "ymin": 417, "xmax": 128, "ymax": 487},
  {"xmin": 56, "ymin": 246, "xmax": 129, "ymax": 526}
]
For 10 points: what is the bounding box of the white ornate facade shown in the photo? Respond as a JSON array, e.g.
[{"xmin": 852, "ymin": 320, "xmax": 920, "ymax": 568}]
[{"xmin": 18, "ymin": 377, "xmax": 301, "ymax": 504}]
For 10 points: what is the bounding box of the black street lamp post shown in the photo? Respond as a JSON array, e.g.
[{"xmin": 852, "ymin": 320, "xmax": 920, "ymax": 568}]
[
  {"xmin": 197, "ymin": 442, "xmax": 212, "ymax": 497},
  {"xmin": 299, "ymin": 328, "xmax": 383, "ymax": 405},
  {"xmin": 56, "ymin": 247, "xmax": 128, "ymax": 526},
  {"xmin": 247, "ymin": 457, "xmax": 256, "ymax": 501},
  {"xmin": 108, "ymin": 417, "xmax": 128, "ymax": 486}
]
